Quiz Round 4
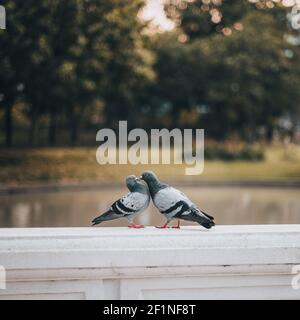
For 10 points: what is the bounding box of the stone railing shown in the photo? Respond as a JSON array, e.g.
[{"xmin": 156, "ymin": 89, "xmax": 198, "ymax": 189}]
[{"xmin": 0, "ymin": 225, "xmax": 300, "ymax": 299}]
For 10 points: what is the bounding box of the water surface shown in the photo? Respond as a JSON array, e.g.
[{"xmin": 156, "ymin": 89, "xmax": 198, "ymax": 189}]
[{"xmin": 0, "ymin": 186, "xmax": 299, "ymax": 228}]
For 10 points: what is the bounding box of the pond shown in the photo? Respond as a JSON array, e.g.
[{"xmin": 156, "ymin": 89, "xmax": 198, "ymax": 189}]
[{"xmin": 0, "ymin": 186, "xmax": 299, "ymax": 228}]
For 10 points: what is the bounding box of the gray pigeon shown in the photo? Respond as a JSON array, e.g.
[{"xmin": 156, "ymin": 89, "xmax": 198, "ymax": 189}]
[
  {"xmin": 141, "ymin": 171, "xmax": 215, "ymax": 229},
  {"xmin": 92, "ymin": 175, "xmax": 150, "ymax": 228}
]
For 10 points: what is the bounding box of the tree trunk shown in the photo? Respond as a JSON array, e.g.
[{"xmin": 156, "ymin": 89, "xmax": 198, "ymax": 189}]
[
  {"xmin": 266, "ymin": 126, "xmax": 274, "ymax": 143},
  {"xmin": 4, "ymin": 101, "xmax": 13, "ymax": 148},
  {"xmin": 48, "ymin": 110, "xmax": 57, "ymax": 145},
  {"xmin": 69, "ymin": 113, "xmax": 79, "ymax": 146},
  {"xmin": 28, "ymin": 109, "xmax": 38, "ymax": 146},
  {"xmin": 105, "ymin": 103, "xmax": 115, "ymax": 128}
]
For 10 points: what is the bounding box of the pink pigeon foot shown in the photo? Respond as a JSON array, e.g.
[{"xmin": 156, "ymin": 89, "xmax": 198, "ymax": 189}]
[
  {"xmin": 172, "ymin": 220, "xmax": 181, "ymax": 229},
  {"xmin": 128, "ymin": 223, "xmax": 145, "ymax": 228},
  {"xmin": 155, "ymin": 223, "xmax": 170, "ymax": 229}
]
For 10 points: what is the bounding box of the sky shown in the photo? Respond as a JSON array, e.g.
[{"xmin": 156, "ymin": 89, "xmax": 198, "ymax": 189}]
[{"xmin": 141, "ymin": 0, "xmax": 175, "ymax": 31}]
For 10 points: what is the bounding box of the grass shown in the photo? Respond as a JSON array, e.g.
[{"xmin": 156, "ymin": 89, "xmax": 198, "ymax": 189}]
[{"xmin": 0, "ymin": 144, "xmax": 300, "ymax": 185}]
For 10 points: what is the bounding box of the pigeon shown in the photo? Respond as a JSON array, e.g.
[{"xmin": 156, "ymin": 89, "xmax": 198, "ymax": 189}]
[
  {"xmin": 92, "ymin": 175, "xmax": 150, "ymax": 228},
  {"xmin": 141, "ymin": 171, "xmax": 215, "ymax": 229}
]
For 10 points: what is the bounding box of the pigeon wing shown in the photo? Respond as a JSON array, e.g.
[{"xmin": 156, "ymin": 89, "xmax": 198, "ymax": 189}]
[
  {"xmin": 153, "ymin": 187, "xmax": 193, "ymax": 219},
  {"xmin": 154, "ymin": 187, "xmax": 215, "ymax": 228},
  {"xmin": 92, "ymin": 192, "xmax": 148, "ymax": 226},
  {"xmin": 111, "ymin": 192, "xmax": 147, "ymax": 216},
  {"xmin": 168, "ymin": 188, "xmax": 214, "ymax": 221}
]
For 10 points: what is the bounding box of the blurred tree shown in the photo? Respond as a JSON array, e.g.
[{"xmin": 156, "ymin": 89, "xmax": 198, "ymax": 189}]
[
  {"xmin": 63, "ymin": 0, "xmax": 155, "ymax": 142},
  {"xmin": 165, "ymin": 0, "xmax": 253, "ymax": 39},
  {"xmin": 100, "ymin": 0, "xmax": 155, "ymax": 129},
  {"xmin": 165, "ymin": 0, "xmax": 288, "ymax": 39},
  {"xmin": 0, "ymin": 0, "xmax": 28, "ymax": 147},
  {"xmin": 146, "ymin": 31, "xmax": 208, "ymax": 128},
  {"xmin": 159, "ymin": 0, "xmax": 300, "ymax": 141},
  {"xmin": 201, "ymin": 11, "xmax": 299, "ymax": 141},
  {"xmin": 1, "ymin": 0, "xmax": 300, "ymax": 145},
  {"xmin": 0, "ymin": 0, "xmax": 81, "ymax": 145},
  {"xmin": 0, "ymin": 51, "xmax": 18, "ymax": 147},
  {"xmin": 0, "ymin": 0, "xmax": 154, "ymax": 146}
]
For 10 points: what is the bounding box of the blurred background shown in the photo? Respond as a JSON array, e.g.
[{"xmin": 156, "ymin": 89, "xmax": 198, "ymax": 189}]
[{"xmin": 0, "ymin": 0, "xmax": 300, "ymax": 227}]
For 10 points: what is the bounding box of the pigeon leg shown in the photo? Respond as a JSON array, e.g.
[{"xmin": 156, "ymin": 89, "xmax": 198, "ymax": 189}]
[
  {"xmin": 172, "ymin": 220, "xmax": 181, "ymax": 229},
  {"xmin": 155, "ymin": 221, "xmax": 170, "ymax": 229},
  {"xmin": 128, "ymin": 223, "xmax": 145, "ymax": 228}
]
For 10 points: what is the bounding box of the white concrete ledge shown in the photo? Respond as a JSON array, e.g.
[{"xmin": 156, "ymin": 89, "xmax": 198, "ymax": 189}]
[{"xmin": 0, "ymin": 225, "xmax": 300, "ymax": 300}]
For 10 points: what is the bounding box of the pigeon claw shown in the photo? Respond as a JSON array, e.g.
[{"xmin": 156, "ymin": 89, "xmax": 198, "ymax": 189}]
[
  {"xmin": 128, "ymin": 223, "xmax": 145, "ymax": 229},
  {"xmin": 155, "ymin": 224, "xmax": 170, "ymax": 229},
  {"xmin": 172, "ymin": 220, "xmax": 181, "ymax": 229}
]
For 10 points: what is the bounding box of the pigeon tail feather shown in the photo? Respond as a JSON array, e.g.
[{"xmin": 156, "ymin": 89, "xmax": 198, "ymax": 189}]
[
  {"xmin": 199, "ymin": 218, "xmax": 215, "ymax": 229},
  {"xmin": 201, "ymin": 210, "xmax": 215, "ymax": 221},
  {"xmin": 181, "ymin": 208, "xmax": 215, "ymax": 229},
  {"xmin": 92, "ymin": 210, "xmax": 115, "ymax": 226}
]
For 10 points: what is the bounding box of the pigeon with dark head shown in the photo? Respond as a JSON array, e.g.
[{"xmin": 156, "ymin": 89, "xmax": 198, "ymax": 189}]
[
  {"xmin": 92, "ymin": 175, "xmax": 150, "ymax": 228},
  {"xmin": 141, "ymin": 171, "xmax": 215, "ymax": 229}
]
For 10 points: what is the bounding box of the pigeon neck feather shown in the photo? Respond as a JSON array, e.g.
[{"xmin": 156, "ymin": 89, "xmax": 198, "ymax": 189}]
[
  {"xmin": 128, "ymin": 183, "xmax": 149, "ymax": 195},
  {"xmin": 147, "ymin": 180, "xmax": 168, "ymax": 198}
]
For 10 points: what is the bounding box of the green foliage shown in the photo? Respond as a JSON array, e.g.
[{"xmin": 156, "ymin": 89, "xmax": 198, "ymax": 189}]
[
  {"xmin": 204, "ymin": 145, "xmax": 264, "ymax": 161},
  {"xmin": 0, "ymin": 0, "xmax": 154, "ymax": 145},
  {"xmin": 1, "ymin": 0, "xmax": 300, "ymax": 147},
  {"xmin": 165, "ymin": 0, "xmax": 254, "ymax": 38},
  {"xmin": 154, "ymin": 0, "xmax": 300, "ymax": 140},
  {"xmin": 165, "ymin": 0, "xmax": 288, "ymax": 39},
  {"xmin": 201, "ymin": 11, "xmax": 299, "ymax": 140},
  {"xmin": 145, "ymin": 32, "xmax": 208, "ymax": 121}
]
